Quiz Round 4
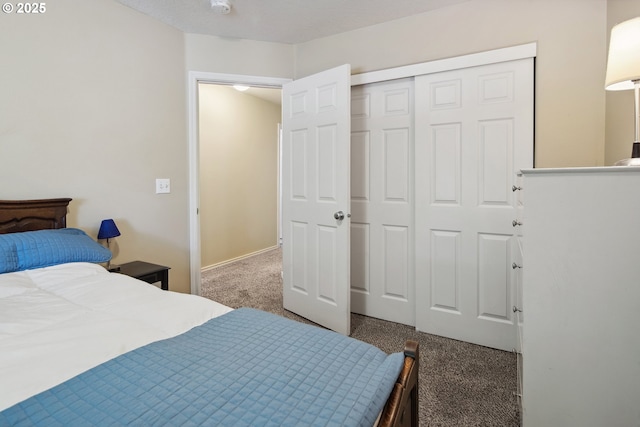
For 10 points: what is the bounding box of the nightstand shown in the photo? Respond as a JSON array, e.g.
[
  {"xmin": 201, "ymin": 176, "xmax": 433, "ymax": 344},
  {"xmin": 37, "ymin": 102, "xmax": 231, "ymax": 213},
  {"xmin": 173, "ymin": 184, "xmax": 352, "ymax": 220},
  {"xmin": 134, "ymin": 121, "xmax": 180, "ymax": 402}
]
[{"xmin": 116, "ymin": 261, "xmax": 170, "ymax": 290}]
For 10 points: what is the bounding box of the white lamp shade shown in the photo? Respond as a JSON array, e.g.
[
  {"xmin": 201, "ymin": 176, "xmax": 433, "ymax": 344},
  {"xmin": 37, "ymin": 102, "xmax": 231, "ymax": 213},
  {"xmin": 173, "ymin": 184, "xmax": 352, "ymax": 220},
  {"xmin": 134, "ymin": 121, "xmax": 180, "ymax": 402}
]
[{"xmin": 605, "ymin": 16, "xmax": 640, "ymax": 91}]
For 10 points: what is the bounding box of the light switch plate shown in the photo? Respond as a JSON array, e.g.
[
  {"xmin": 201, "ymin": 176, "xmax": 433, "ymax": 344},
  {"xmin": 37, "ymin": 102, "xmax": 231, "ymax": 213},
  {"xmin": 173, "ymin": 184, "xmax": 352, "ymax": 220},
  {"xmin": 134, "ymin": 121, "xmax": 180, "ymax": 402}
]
[{"xmin": 156, "ymin": 178, "xmax": 170, "ymax": 194}]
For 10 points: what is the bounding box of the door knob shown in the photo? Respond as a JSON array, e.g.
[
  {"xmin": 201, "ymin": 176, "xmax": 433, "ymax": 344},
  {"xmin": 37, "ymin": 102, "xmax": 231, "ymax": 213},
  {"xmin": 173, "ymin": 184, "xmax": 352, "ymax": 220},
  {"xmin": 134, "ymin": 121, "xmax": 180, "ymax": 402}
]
[{"xmin": 334, "ymin": 211, "xmax": 351, "ymax": 221}]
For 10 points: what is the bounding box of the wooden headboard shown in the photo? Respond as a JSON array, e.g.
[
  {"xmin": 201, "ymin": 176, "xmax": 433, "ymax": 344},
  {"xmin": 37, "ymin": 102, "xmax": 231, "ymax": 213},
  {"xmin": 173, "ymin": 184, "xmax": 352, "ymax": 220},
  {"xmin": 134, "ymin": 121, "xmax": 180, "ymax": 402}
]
[{"xmin": 0, "ymin": 198, "xmax": 72, "ymax": 234}]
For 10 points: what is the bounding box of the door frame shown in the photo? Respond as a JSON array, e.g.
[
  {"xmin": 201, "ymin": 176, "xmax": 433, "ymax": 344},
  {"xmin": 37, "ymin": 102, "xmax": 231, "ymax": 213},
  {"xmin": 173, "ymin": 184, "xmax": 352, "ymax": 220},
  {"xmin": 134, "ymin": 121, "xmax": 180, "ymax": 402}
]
[
  {"xmin": 187, "ymin": 72, "xmax": 291, "ymax": 295},
  {"xmin": 187, "ymin": 42, "xmax": 537, "ymax": 295},
  {"xmin": 351, "ymin": 43, "xmax": 536, "ymax": 85}
]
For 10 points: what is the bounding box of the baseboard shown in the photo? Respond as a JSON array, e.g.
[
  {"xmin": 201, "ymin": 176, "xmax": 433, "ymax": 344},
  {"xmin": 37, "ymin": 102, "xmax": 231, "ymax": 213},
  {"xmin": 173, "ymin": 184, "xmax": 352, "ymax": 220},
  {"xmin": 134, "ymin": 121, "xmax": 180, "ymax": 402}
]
[{"xmin": 201, "ymin": 245, "xmax": 280, "ymax": 272}]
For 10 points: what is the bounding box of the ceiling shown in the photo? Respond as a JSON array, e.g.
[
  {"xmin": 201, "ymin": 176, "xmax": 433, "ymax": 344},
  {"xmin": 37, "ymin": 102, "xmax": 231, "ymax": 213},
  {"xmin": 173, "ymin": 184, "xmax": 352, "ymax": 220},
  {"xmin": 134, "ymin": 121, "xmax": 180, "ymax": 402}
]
[
  {"xmin": 118, "ymin": 0, "xmax": 470, "ymax": 105},
  {"xmin": 244, "ymin": 87, "xmax": 282, "ymax": 105},
  {"xmin": 116, "ymin": 0, "xmax": 469, "ymax": 45},
  {"xmin": 203, "ymin": 83, "xmax": 283, "ymax": 106}
]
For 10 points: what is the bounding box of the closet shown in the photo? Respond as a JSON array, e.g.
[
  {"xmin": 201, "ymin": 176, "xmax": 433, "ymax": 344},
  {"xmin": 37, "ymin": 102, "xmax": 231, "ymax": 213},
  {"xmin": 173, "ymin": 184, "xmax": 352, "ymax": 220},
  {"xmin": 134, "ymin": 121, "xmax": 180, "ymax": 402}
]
[
  {"xmin": 413, "ymin": 60, "xmax": 533, "ymax": 351},
  {"xmin": 282, "ymin": 45, "xmax": 535, "ymax": 351}
]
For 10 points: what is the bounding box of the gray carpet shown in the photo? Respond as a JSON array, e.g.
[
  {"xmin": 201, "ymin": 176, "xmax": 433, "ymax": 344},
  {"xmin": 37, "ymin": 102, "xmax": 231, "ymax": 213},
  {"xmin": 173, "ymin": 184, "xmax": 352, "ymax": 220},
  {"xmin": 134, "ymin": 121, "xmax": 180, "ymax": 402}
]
[{"xmin": 201, "ymin": 247, "xmax": 520, "ymax": 427}]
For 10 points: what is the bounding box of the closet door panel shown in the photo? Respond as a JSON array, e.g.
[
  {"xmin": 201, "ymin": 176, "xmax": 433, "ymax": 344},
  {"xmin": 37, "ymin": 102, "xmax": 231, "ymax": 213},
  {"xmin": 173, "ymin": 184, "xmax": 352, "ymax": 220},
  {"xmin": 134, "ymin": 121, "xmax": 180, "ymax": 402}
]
[
  {"xmin": 415, "ymin": 58, "xmax": 534, "ymax": 351},
  {"xmin": 350, "ymin": 78, "xmax": 415, "ymax": 326}
]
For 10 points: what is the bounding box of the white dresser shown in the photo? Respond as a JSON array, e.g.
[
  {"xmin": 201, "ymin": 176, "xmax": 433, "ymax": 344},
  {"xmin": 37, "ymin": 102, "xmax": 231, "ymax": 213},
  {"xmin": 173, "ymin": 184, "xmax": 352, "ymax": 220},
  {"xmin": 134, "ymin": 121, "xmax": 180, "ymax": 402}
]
[
  {"xmin": 520, "ymin": 167, "xmax": 640, "ymax": 427},
  {"xmin": 512, "ymin": 173, "xmax": 524, "ymax": 419}
]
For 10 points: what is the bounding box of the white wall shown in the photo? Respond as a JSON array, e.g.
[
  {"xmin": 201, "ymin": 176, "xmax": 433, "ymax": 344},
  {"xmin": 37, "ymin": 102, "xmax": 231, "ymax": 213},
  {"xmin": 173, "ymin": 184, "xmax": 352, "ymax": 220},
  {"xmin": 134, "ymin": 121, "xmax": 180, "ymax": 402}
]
[{"xmin": 295, "ymin": 0, "xmax": 608, "ymax": 168}]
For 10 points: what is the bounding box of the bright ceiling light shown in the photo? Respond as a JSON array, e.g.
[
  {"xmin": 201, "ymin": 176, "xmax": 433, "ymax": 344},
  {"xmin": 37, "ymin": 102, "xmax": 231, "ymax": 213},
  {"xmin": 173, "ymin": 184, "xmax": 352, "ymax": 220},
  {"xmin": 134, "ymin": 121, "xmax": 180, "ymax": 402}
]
[{"xmin": 233, "ymin": 85, "xmax": 249, "ymax": 92}]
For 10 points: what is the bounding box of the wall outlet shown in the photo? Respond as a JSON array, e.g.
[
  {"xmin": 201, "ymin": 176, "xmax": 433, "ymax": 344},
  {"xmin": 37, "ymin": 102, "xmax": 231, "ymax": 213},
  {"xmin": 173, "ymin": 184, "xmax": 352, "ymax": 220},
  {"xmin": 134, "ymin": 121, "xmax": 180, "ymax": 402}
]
[{"xmin": 156, "ymin": 178, "xmax": 170, "ymax": 194}]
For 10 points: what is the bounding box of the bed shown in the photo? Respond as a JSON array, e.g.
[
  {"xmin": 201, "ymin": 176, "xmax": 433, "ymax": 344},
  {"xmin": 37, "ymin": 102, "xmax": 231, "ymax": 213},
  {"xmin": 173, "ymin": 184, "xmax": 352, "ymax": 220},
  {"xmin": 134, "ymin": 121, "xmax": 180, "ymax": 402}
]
[{"xmin": 0, "ymin": 198, "xmax": 419, "ymax": 427}]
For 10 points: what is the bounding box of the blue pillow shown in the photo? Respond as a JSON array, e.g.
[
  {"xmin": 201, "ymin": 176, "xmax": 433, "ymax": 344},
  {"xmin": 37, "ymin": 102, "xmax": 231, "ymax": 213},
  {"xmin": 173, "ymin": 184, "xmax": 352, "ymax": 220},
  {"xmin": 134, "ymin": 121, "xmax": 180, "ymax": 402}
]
[
  {"xmin": 0, "ymin": 239, "xmax": 18, "ymax": 274},
  {"xmin": 0, "ymin": 228, "xmax": 112, "ymax": 273}
]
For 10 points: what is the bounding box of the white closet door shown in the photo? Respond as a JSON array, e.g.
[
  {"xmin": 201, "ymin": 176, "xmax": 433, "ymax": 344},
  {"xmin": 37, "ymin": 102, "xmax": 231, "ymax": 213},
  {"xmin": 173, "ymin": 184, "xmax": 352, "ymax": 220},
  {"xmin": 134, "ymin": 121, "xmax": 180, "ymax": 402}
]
[
  {"xmin": 414, "ymin": 58, "xmax": 533, "ymax": 351},
  {"xmin": 350, "ymin": 78, "xmax": 415, "ymax": 326},
  {"xmin": 282, "ymin": 64, "xmax": 352, "ymax": 335}
]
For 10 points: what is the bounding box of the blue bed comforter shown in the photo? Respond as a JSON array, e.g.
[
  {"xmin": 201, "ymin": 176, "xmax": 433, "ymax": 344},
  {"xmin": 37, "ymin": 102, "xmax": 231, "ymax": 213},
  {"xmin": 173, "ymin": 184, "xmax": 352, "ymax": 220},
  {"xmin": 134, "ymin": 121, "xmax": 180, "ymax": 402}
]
[{"xmin": 1, "ymin": 308, "xmax": 404, "ymax": 427}]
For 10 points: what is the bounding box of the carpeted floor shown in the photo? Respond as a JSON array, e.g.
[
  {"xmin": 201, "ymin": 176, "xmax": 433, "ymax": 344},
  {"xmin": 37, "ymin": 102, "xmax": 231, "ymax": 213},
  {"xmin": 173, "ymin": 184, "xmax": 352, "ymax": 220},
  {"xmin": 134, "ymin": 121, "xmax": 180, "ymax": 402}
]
[{"xmin": 201, "ymin": 247, "xmax": 520, "ymax": 427}]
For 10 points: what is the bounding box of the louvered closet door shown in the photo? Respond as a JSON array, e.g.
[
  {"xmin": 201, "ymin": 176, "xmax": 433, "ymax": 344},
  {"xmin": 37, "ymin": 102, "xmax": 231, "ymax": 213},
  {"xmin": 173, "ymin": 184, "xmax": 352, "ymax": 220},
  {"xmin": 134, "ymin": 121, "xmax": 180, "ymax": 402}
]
[
  {"xmin": 350, "ymin": 78, "xmax": 414, "ymax": 326},
  {"xmin": 414, "ymin": 59, "xmax": 533, "ymax": 351}
]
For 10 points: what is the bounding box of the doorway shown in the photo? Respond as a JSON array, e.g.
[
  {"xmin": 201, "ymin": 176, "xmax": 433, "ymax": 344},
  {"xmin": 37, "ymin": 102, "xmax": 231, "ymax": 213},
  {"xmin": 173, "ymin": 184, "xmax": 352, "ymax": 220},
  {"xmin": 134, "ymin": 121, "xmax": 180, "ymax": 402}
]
[
  {"xmin": 187, "ymin": 72, "xmax": 291, "ymax": 296},
  {"xmin": 198, "ymin": 83, "xmax": 282, "ymax": 271}
]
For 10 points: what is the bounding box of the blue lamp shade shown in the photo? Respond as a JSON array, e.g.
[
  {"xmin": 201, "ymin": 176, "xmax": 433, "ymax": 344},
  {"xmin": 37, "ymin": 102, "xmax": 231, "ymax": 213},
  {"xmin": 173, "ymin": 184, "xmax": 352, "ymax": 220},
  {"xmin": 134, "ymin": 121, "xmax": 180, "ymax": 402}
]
[{"xmin": 97, "ymin": 219, "xmax": 121, "ymax": 240}]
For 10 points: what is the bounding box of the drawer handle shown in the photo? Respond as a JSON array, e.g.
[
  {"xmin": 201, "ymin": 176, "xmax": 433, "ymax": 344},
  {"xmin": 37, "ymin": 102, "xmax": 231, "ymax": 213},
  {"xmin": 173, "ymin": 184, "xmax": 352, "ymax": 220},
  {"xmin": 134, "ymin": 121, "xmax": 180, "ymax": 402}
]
[
  {"xmin": 512, "ymin": 220, "xmax": 522, "ymax": 227},
  {"xmin": 512, "ymin": 262, "xmax": 522, "ymax": 269},
  {"xmin": 513, "ymin": 305, "xmax": 523, "ymax": 313},
  {"xmin": 512, "ymin": 185, "xmax": 522, "ymax": 192}
]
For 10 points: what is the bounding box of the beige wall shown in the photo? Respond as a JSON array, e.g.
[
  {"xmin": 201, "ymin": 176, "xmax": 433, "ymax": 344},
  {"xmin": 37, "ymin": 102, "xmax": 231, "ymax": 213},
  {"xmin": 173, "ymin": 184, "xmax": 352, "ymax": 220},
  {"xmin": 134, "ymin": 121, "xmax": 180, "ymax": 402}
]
[
  {"xmin": 185, "ymin": 33, "xmax": 294, "ymax": 77},
  {"xmin": 198, "ymin": 85, "xmax": 280, "ymax": 268},
  {"xmin": 295, "ymin": 0, "xmax": 608, "ymax": 168},
  {"xmin": 605, "ymin": 0, "xmax": 640, "ymax": 165},
  {"xmin": 2, "ymin": 0, "xmax": 634, "ymax": 293},
  {"xmin": 0, "ymin": 0, "xmax": 192, "ymax": 289},
  {"xmin": 0, "ymin": 0, "xmax": 293, "ymax": 293}
]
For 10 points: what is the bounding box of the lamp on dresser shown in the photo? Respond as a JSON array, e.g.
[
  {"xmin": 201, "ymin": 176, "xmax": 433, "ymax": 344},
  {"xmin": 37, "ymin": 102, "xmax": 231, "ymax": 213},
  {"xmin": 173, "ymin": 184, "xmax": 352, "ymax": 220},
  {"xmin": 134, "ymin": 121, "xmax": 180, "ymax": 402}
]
[
  {"xmin": 98, "ymin": 218, "xmax": 121, "ymax": 272},
  {"xmin": 605, "ymin": 16, "xmax": 640, "ymax": 166}
]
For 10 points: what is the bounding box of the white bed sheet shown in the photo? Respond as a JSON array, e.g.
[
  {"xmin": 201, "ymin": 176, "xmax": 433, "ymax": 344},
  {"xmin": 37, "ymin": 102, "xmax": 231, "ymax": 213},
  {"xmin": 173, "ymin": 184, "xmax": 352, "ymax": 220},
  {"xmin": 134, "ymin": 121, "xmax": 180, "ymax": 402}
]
[{"xmin": 0, "ymin": 262, "xmax": 232, "ymax": 411}]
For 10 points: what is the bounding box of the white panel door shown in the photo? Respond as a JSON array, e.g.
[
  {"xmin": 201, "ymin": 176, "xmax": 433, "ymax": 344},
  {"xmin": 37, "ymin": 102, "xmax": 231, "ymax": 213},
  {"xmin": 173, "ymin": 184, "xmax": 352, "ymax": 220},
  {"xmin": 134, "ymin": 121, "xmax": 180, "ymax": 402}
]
[
  {"xmin": 350, "ymin": 78, "xmax": 415, "ymax": 326},
  {"xmin": 414, "ymin": 59, "xmax": 533, "ymax": 351},
  {"xmin": 282, "ymin": 64, "xmax": 351, "ymax": 335}
]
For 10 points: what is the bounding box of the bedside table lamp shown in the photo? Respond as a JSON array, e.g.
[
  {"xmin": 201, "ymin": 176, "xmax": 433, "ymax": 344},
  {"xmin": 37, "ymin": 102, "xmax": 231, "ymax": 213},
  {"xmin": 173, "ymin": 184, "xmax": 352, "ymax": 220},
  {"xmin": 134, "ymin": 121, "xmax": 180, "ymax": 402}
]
[
  {"xmin": 98, "ymin": 219, "xmax": 121, "ymax": 272},
  {"xmin": 605, "ymin": 16, "xmax": 640, "ymax": 166}
]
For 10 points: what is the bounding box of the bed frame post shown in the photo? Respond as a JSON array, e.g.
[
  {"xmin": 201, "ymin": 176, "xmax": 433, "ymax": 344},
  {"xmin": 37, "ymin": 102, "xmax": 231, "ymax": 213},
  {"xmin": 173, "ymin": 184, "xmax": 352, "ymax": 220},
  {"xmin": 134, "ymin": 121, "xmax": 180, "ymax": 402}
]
[
  {"xmin": 379, "ymin": 340, "xmax": 419, "ymax": 427},
  {"xmin": 406, "ymin": 341, "xmax": 419, "ymax": 427}
]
